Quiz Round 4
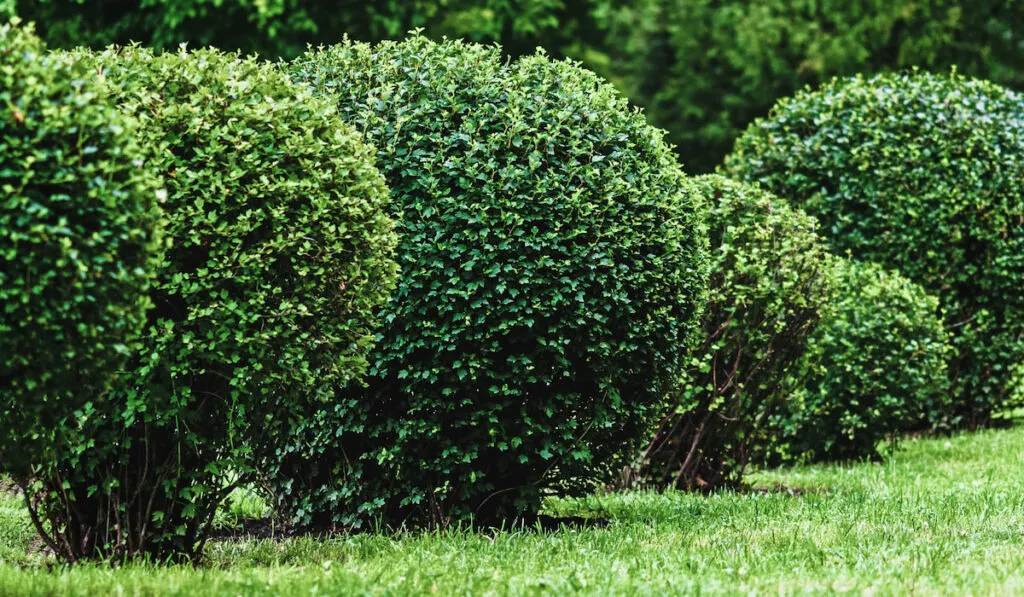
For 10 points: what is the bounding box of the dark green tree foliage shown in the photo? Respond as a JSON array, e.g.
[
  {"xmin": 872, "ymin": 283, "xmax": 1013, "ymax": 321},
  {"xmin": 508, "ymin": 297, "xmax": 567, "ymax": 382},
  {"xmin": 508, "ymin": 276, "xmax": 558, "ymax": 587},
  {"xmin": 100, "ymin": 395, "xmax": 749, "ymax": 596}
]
[
  {"xmin": 14, "ymin": 0, "xmax": 342, "ymax": 57},
  {"xmin": 613, "ymin": 0, "xmax": 1024, "ymax": 172},
  {"xmin": 11, "ymin": 0, "xmax": 626, "ymax": 60},
  {"xmin": 725, "ymin": 71, "xmax": 1024, "ymax": 427},
  {"xmin": 27, "ymin": 45, "xmax": 397, "ymax": 561},
  {"xmin": 281, "ymin": 36, "xmax": 708, "ymax": 527},
  {"xmin": 11, "ymin": 0, "xmax": 1024, "ymax": 172},
  {"xmin": 777, "ymin": 259, "xmax": 952, "ymax": 462},
  {"xmin": 0, "ymin": 18, "xmax": 161, "ymax": 502},
  {"xmin": 625, "ymin": 176, "xmax": 832, "ymax": 490}
]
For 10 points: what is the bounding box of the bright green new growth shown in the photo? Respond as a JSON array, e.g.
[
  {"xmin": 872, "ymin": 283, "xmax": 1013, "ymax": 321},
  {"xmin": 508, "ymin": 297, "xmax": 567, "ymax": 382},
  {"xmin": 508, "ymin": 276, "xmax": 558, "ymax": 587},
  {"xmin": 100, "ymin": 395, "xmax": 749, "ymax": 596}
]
[
  {"xmin": 725, "ymin": 70, "xmax": 1024, "ymax": 427},
  {"xmin": 31, "ymin": 45, "xmax": 397, "ymax": 561},
  {"xmin": 283, "ymin": 36, "xmax": 709, "ymax": 528},
  {"xmin": 0, "ymin": 20, "xmax": 161, "ymax": 484},
  {"xmin": 630, "ymin": 175, "xmax": 833, "ymax": 490},
  {"xmin": 778, "ymin": 258, "xmax": 952, "ymax": 462}
]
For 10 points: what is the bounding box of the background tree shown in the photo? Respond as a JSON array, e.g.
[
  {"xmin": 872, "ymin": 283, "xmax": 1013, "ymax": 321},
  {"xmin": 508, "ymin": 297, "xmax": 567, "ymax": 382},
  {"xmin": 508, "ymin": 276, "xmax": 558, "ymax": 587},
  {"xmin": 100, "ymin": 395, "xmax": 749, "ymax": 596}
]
[
  {"xmin": 611, "ymin": 0, "xmax": 1024, "ymax": 172},
  {"xmin": 11, "ymin": 1, "xmax": 1023, "ymax": 173}
]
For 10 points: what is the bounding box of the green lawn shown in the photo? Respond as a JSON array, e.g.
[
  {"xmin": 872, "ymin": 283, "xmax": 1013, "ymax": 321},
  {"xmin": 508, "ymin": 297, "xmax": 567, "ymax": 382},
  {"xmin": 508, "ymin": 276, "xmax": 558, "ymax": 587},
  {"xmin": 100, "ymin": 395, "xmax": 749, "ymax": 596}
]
[{"xmin": 1, "ymin": 424, "xmax": 1023, "ymax": 596}]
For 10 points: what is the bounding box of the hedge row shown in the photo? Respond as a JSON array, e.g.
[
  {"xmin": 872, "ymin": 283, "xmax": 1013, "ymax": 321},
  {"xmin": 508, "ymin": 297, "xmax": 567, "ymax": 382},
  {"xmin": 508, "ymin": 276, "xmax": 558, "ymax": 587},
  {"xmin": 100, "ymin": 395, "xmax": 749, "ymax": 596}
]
[
  {"xmin": 4, "ymin": 19, "xmax": 1024, "ymax": 563},
  {"xmin": 1, "ymin": 25, "xmax": 709, "ymax": 557},
  {"xmin": 725, "ymin": 70, "xmax": 1024, "ymax": 428}
]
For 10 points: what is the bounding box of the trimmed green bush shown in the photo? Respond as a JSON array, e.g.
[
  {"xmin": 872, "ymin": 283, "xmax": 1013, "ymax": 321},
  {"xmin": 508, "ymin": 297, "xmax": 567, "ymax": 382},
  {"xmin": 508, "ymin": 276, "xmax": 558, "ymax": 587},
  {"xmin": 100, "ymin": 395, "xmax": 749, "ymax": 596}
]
[
  {"xmin": 725, "ymin": 70, "xmax": 1024, "ymax": 427},
  {"xmin": 29, "ymin": 45, "xmax": 397, "ymax": 561},
  {"xmin": 776, "ymin": 258, "xmax": 952, "ymax": 462},
  {"xmin": 280, "ymin": 36, "xmax": 709, "ymax": 528},
  {"xmin": 0, "ymin": 18, "xmax": 161, "ymax": 505},
  {"xmin": 626, "ymin": 175, "xmax": 833, "ymax": 490}
]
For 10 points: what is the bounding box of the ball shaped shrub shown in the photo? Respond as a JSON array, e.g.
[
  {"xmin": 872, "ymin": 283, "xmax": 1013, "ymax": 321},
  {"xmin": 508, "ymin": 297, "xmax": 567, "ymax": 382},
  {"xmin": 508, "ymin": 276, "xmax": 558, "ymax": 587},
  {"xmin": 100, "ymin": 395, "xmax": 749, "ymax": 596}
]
[
  {"xmin": 778, "ymin": 258, "xmax": 952, "ymax": 462},
  {"xmin": 283, "ymin": 36, "xmax": 709, "ymax": 527},
  {"xmin": 0, "ymin": 21, "xmax": 161, "ymax": 484},
  {"xmin": 628, "ymin": 175, "xmax": 833, "ymax": 491},
  {"xmin": 724, "ymin": 70, "xmax": 1024, "ymax": 427},
  {"xmin": 34, "ymin": 45, "xmax": 397, "ymax": 561}
]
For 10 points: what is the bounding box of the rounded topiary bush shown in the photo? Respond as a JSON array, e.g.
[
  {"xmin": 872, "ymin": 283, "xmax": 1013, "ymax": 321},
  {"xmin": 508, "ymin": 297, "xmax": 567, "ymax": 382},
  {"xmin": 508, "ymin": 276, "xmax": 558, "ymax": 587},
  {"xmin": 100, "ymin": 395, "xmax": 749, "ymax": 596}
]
[
  {"xmin": 626, "ymin": 175, "xmax": 833, "ymax": 491},
  {"xmin": 724, "ymin": 70, "xmax": 1024, "ymax": 427},
  {"xmin": 32, "ymin": 45, "xmax": 397, "ymax": 561},
  {"xmin": 0, "ymin": 20, "xmax": 161, "ymax": 489},
  {"xmin": 776, "ymin": 258, "xmax": 952, "ymax": 462},
  {"xmin": 282, "ymin": 36, "xmax": 709, "ymax": 527}
]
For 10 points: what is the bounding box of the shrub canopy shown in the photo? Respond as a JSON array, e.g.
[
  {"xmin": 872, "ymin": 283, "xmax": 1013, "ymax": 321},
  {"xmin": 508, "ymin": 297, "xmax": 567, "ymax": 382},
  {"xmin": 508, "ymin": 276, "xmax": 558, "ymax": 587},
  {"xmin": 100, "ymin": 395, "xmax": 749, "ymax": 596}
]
[
  {"xmin": 628, "ymin": 175, "xmax": 833, "ymax": 490},
  {"xmin": 29, "ymin": 45, "xmax": 396, "ymax": 561},
  {"xmin": 282, "ymin": 35, "xmax": 709, "ymax": 527},
  {"xmin": 777, "ymin": 258, "xmax": 952, "ymax": 462},
  {"xmin": 725, "ymin": 70, "xmax": 1024, "ymax": 426},
  {"xmin": 0, "ymin": 20, "xmax": 161, "ymax": 484}
]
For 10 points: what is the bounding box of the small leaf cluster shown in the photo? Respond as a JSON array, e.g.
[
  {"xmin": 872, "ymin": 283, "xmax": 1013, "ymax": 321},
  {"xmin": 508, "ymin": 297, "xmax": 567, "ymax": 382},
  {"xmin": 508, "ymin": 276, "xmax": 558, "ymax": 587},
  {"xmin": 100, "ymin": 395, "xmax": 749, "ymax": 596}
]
[
  {"xmin": 725, "ymin": 70, "xmax": 1024, "ymax": 427},
  {"xmin": 279, "ymin": 35, "xmax": 709, "ymax": 527},
  {"xmin": 628, "ymin": 175, "xmax": 833, "ymax": 490},
  {"xmin": 18, "ymin": 44, "xmax": 397, "ymax": 561},
  {"xmin": 775, "ymin": 258, "xmax": 953, "ymax": 462},
  {"xmin": 0, "ymin": 20, "xmax": 161, "ymax": 489}
]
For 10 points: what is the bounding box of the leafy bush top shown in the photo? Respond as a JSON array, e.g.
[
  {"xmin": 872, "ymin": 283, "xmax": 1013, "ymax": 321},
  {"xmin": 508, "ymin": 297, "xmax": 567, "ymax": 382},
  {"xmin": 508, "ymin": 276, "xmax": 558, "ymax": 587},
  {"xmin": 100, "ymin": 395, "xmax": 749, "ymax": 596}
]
[
  {"xmin": 90, "ymin": 45, "xmax": 398, "ymax": 408},
  {"xmin": 284, "ymin": 35, "xmax": 709, "ymax": 527},
  {"xmin": 32, "ymin": 45, "xmax": 397, "ymax": 560},
  {"xmin": 0, "ymin": 20, "xmax": 161, "ymax": 476},
  {"xmin": 725, "ymin": 70, "xmax": 1024, "ymax": 425},
  {"xmin": 777, "ymin": 258, "xmax": 952, "ymax": 462},
  {"xmin": 632, "ymin": 175, "xmax": 833, "ymax": 490}
]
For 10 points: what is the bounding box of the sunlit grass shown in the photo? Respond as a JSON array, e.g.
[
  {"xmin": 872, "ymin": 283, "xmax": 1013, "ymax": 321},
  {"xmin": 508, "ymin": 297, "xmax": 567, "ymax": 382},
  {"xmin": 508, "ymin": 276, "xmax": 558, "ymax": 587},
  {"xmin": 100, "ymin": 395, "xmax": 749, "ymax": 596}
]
[{"xmin": 1, "ymin": 424, "xmax": 1023, "ymax": 595}]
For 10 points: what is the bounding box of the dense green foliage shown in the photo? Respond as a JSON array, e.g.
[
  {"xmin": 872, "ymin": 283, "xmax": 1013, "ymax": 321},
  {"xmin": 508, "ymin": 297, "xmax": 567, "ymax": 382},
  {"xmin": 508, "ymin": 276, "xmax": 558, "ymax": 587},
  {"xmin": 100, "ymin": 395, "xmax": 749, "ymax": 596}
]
[
  {"xmin": 777, "ymin": 259, "xmax": 952, "ymax": 462},
  {"xmin": 628, "ymin": 176, "xmax": 832, "ymax": 490},
  {"xmin": 4, "ymin": 0, "xmax": 1024, "ymax": 571},
  {"xmin": 725, "ymin": 70, "xmax": 1024, "ymax": 427},
  {"xmin": 276, "ymin": 36, "xmax": 708, "ymax": 528},
  {"xmin": 0, "ymin": 17, "xmax": 162, "ymax": 527},
  {"xmin": 10, "ymin": 1, "xmax": 1024, "ymax": 173},
  {"xmin": 0, "ymin": 20, "xmax": 160, "ymax": 413},
  {"xmin": 8, "ymin": 0, "xmax": 630, "ymax": 60},
  {"xmin": 614, "ymin": 0, "xmax": 1024, "ymax": 172},
  {"xmin": 24, "ymin": 45, "xmax": 396, "ymax": 561},
  {"xmin": 5, "ymin": 426, "xmax": 1024, "ymax": 594}
]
